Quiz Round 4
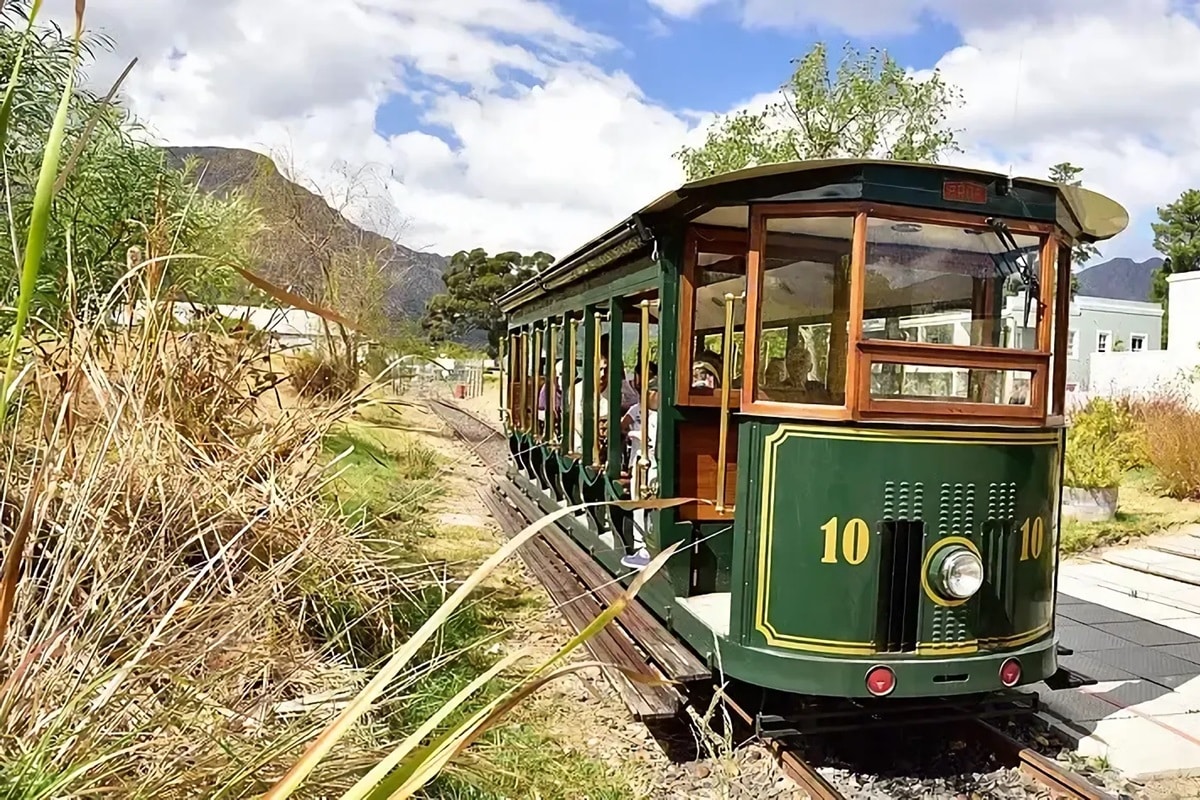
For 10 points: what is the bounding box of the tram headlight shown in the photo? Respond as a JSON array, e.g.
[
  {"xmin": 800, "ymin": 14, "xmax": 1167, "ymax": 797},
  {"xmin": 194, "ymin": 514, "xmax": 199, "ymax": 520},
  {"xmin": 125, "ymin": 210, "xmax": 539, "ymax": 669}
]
[{"xmin": 937, "ymin": 548, "xmax": 984, "ymax": 600}]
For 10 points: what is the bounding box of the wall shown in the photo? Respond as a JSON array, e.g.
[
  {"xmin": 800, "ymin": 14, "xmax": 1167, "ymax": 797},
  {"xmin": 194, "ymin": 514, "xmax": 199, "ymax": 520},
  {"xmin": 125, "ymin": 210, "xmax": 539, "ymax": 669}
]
[
  {"xmin": 1082, "ymin": 272, "xmax": 1200, "ymax": 406},
  {"xmin": 1168, "ymin": 271, "xmax": 1200, "ymax": 352},
  {"xmin": 1090, "ymin": 350, "xmax": 1200, "ymax": 405}
]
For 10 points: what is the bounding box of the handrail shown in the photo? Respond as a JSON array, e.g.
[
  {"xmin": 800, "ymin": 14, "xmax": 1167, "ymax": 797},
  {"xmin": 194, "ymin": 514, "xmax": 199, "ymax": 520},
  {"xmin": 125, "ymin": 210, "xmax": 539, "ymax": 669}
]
[
  {"xmin": 546, "ymin": 323, "xmax": 558, "ymax": 447},
  {"xmin": 636, "ymin": 299, "xmax": 659, "ymax": 496},
  {"xmin": 716, "ymin": 292, "xmax": 746, "ymax": 514},
  {"xmin": 532, "ymin": 328, "xmax": 544, "ymax": 442},
  {"xmin": 567, "ymin": 317, "xmax": 580, "ymax": 456}
]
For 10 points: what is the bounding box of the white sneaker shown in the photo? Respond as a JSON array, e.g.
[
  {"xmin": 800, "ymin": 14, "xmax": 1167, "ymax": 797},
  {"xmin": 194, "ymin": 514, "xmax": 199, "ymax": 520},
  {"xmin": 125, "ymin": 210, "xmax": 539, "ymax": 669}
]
[{"xmin": 620, "ymin": 548, "xmax": 651, "ymax": 570}]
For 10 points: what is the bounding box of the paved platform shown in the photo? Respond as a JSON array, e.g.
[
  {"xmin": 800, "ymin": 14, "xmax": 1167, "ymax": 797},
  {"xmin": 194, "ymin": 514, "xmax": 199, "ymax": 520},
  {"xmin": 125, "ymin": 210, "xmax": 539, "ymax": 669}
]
[{"xmin": 1036, "ymin": 527, "xmax": 1200, "ymax": 778}]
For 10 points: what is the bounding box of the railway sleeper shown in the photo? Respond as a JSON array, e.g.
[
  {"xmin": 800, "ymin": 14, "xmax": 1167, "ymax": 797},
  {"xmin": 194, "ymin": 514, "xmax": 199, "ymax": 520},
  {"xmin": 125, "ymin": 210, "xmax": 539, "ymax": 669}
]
[{"xmin": 477, "ymin": 481, "xmax": 694, "ymax": 720}]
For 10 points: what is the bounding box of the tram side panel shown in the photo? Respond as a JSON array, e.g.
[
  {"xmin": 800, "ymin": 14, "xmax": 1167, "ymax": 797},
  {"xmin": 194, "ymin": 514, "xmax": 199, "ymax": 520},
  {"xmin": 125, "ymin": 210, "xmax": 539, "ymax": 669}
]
[{"xmin": 728, "ymin": 420, "xmax": 1061, "ymax": 698}]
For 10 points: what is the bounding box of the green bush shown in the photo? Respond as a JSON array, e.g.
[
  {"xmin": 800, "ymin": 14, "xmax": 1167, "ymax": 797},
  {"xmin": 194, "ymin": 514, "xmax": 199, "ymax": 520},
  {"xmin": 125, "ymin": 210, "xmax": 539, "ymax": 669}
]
[{"xmin": 1064, "ymin": 398, "xmax": 1129, "ymax": 488}]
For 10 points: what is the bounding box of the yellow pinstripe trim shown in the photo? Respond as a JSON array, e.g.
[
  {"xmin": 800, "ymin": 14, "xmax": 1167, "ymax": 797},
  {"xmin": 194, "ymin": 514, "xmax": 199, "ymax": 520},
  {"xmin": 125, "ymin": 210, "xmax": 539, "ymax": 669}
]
[{"xmin": 753, "ymin": 422, "xmax": 1059, "ymax": 655}]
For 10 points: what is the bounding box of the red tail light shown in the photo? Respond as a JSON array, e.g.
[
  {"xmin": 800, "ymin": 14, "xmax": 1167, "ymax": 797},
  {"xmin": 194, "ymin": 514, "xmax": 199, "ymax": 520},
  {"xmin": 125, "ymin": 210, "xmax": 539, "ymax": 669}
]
[
  {"xmin": 865, "ymin": 665, "xmax": 897, "ymax": 697},
  {"xmin": 999, "ymin": 658, "xmax": 1022, "ymax": 687}
]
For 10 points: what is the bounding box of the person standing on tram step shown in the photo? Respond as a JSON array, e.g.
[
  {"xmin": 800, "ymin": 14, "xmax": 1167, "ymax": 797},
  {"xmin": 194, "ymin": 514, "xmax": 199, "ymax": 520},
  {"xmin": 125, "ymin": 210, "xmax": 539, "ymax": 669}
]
[{"xmin": 620, "ymin": 362, "xmax": 658, "ymax": 570}]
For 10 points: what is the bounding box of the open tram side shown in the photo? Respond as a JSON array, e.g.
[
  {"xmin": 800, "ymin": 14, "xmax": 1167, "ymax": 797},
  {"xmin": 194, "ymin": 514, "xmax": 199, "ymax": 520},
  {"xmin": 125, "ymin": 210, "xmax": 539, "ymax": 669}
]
[{"xmin": 494, "ymin": 159, "xmax": 1128, "ymax": 709}]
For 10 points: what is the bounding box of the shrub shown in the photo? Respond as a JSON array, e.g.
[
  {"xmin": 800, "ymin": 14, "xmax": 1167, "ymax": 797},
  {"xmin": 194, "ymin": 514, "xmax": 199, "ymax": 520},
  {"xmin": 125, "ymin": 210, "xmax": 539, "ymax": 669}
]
[
  {"xmin": 1131, "ymin": 393, "xmax": 1200, "ymax": 499},
  {"xmin": 290, "ymin": 350, "xmax": 359, "ymax": 399},
  {"xmin": 1064, "ymin": 398, "xmax": 1129, "ymax": 489},
  {"xmin": 398, "ymin": 440, "xmax": 440, "ymax": 481},
  {"xmin": 0, "ymin": 323, "xmax": 429, "ymax": 797}
]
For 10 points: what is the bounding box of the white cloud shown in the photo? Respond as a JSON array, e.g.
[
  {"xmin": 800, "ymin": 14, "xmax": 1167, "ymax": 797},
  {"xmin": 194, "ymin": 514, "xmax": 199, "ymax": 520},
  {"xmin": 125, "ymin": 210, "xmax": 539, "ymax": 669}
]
[
  {"xmin": 34, "ymin": 0, "xmax": 1200, "ymax": 271},
  {"xmin": 669, "ymin": 0, "xmax": 1169, "ymax": 38},
  {"xmin": 44, "ymin": 0, "xmax": 687, "ymax": 261},
  {"xmin": 925, "ymin": 4, "xmax": 1200, "ymax": 261},
  {"xmin": 652, "ymin": 0, "xmax": 1200, "ymax": 263},
  {"xmin": 646, "ymin": 0, "xmax": 723, "ymax": 19}
]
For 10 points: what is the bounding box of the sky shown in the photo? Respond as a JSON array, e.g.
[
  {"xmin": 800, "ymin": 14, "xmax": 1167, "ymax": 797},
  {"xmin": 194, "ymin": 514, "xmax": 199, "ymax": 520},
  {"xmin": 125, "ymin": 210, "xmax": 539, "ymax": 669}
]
[{"xmin": 48, "ymin": 0, "xmax": 1200, "ymax": 267}]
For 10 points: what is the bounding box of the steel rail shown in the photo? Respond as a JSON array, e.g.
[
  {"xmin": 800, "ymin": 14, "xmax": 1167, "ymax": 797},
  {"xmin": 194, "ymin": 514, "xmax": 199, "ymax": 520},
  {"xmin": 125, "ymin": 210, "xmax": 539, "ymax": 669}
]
[
  {"xmin": 720, "ymin": 690, "xmax": 846, "ymax": 800},
  {"xmin": 969, "ymin": 719, "xmax": 1117, "ymax": 800}
]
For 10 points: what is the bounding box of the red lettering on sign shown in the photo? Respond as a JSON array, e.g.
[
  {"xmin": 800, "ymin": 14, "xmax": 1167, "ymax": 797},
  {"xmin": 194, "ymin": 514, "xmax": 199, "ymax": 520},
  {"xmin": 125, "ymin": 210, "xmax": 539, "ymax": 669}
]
[{"xmin": 942, "ymin": 180, "xmax": 987, "ymax": 204}]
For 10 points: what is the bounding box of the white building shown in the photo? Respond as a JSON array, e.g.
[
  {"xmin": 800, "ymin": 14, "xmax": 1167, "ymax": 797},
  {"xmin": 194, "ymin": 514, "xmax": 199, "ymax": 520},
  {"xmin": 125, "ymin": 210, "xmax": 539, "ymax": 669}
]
[
  {"xmin": 1088, "ymin": 271, "xmax": 1199, "ymax": 405},
  {"xmin": 121, "ymin": 301, "xmax": 337, "ymax": 353},
  {"xmin": 861, "ymin": 291, "xmax": 1164, "ymax": 403}
]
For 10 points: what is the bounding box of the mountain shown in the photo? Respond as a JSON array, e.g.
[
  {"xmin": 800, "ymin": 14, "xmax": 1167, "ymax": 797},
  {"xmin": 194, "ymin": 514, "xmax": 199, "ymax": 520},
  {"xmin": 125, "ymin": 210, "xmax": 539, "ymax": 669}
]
[
  {"xmin": 1075, "ymin": 256, "xmax": 1164, "ymax": 302},
  {"xmin": 161, "ymin": 146, "xmax": 449, "ymax": 321}
]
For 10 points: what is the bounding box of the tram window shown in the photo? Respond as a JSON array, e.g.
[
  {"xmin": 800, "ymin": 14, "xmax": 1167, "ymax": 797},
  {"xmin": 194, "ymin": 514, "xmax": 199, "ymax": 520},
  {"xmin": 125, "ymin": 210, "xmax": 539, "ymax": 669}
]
[
  {"xmin": 868, "ymin": 364, "xmax": 1035, "ymax": 405},
  {"xmin": 689, "ymin": 247, "xmax": 746, "ymax": 397},
  {"xmin": 862, "ymin": 217, "xmax": 1044, "ymax": 351},
  {"xmin": 571, "ymin": 316, "xmax": 610, "ymax": 463},
  {"xmin": 754, "ymin": 216, "xmax": 853, "ymax": 406}
]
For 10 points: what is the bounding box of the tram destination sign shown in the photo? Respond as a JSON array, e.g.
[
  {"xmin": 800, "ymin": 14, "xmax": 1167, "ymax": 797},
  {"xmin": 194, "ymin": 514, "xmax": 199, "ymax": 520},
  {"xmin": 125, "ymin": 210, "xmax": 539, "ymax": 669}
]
[{"xmin": 942, "ymin": 180, "xmax": 988, "ymax": 204}]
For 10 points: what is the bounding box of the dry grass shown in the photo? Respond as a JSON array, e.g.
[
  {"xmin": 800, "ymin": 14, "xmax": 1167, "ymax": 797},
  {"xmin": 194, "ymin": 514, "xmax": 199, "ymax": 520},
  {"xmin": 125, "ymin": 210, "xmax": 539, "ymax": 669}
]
[
  {"xmin": 1126, "ymin": 392, "xmax": 1200, "ymax": 500},
  {"xmin": 0, "ymin": 306, "xmax": 445, "ymax": 798}
]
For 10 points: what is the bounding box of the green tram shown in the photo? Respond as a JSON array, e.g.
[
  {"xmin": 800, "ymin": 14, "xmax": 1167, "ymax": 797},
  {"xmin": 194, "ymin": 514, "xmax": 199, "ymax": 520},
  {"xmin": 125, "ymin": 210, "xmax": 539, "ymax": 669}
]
[{"xmin": 496, "ymin": 159, "xmax": 1127, "ymax": 701}]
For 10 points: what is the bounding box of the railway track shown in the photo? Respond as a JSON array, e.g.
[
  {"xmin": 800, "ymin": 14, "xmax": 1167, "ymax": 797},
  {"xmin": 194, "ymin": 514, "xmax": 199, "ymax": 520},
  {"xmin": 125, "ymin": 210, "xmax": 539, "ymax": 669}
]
[
  {"xmin": 425, "ymin": 397, "xmax": 1122, "ymax": 800},
  {"xmin": 424, "ymin": 397, "xmax": 509, "ymax": 466}
]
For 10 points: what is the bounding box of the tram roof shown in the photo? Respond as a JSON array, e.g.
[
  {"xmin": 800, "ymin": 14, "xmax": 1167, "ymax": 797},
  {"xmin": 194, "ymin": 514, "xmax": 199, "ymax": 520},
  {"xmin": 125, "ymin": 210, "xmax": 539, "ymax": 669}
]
[{"xmin": 498, "ymin": 158, "xmax": 1129, "ymax": 313}]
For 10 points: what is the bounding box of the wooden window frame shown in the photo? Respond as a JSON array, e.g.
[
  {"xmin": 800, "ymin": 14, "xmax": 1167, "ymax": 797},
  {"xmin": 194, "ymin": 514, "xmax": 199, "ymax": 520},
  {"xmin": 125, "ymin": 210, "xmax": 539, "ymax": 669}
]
[
  {"xmin": 740, "ymin": 203, "xmax": 862, "ymax": 420},
  {"xmin": 676, "ymin": 224, "xmax": 750, "ymax": 408},
  {"xmin": 739, "ymin": 201, "xmax": 1061, "ymax": 424}
]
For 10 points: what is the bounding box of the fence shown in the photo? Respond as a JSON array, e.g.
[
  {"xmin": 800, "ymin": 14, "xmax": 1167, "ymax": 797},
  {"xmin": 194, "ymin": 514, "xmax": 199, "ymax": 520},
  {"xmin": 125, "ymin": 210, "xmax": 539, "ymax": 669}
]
[{"xmin": 386, "ymin": 359, "xmax": 488, "ymax": 400}]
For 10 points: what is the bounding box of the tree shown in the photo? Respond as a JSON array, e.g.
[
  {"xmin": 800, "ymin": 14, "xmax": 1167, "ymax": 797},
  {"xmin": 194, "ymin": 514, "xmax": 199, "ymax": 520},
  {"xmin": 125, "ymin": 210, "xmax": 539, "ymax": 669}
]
[
  {"xmin": 1046, "ymin": 162, "xmax": 1104, "ymax": 299},
  {"xmin": 0, "ymin": 3, "xmax": 259, "ymax": 327},
  {"xmin": 422, "ymin": 249, "xmax": 552, "ymax": 357},
  {"xmin": 1150, "ymin": 188, "xmax": 1200, "ymax": 347},
  {"xmin": 243, "ymin": 147, "xmax": 403, "ymax": 377},
  {"xmin": 674, "ymin": 43, "xmax": 964, "ymax": 181}
]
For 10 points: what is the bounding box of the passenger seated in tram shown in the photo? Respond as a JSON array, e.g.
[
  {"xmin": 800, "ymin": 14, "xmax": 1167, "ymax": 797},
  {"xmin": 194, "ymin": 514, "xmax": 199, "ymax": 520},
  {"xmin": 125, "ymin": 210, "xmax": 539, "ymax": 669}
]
[
  {"xmin": 692, "ymin": 348, "xmax": 722, "ymax": 388},
  {"xmin": 759, "ymin": 334, "xmax": 832, "ymax": 403},
  {"xmin": 537, "ymin": 359, "xmax": 563, "ymax": 414},
  {"xmin": 572, "ymin": 355, "xmax": 609, "ymax": 460},
  {"xmin": 600, "ymin": 333, "xmax": 639, "ymax": 414}
]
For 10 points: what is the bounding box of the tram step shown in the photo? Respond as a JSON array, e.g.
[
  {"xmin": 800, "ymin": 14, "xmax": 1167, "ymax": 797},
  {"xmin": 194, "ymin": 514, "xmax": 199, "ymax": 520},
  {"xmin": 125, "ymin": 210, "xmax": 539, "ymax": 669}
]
[{"xmin": 1044, "ymin": 663, "xmax": 1097, "ymax": 690}]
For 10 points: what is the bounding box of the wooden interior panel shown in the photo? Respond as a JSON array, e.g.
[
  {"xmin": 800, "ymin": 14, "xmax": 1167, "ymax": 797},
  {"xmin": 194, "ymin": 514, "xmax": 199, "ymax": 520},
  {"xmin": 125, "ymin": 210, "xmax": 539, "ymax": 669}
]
[{"xmin": 675, "ymin": 411, "xmax": 738, "ymax": 521}]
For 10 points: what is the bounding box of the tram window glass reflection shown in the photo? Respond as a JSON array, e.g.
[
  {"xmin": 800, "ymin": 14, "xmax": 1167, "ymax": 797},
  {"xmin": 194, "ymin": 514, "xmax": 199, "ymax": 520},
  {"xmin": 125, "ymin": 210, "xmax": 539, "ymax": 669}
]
[
  {"xmin": 755, "ymin": 215, "xmax": 854, "ymax": 406},
  {"xmin": 868, "ymin": 363, "xmax": 1035, "ymax": 405},
  {"xmin": 861, "ymin": 217, "xmax": 1043, "ymax": 351},
  {"xmin": 689, "ymin": 247, "xmax": 746, "ymax": 396}
]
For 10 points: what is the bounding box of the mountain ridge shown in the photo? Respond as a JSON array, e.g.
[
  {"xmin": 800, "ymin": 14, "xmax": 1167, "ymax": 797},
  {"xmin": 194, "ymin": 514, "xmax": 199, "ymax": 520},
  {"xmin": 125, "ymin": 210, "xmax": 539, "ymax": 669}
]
[
  {"xmin": 160, "ymin": 145, "xmax": 449, "ymax": 321},
  {"xmin": 1076, "ymin": 256, "xmax": 1164, "ymax": 302}
]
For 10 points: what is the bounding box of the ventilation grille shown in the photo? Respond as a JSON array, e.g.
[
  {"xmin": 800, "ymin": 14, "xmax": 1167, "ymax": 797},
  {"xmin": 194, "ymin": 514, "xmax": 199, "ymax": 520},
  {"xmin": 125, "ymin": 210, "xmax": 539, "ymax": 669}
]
[{"xmin": 877, "ymin": 481, "xmax": 925, "ymax": 653}]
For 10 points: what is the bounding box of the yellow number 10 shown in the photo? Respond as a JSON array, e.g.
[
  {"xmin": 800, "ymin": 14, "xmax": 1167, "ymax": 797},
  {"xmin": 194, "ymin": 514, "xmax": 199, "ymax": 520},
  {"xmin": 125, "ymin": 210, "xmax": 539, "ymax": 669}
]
[
  {"xmin": 821, "ymin": 517, "xmax": 871, "ymax": 565},
  {"xmin": 1019, "ymin": 516, "xmax": 1046, "ymax": 561}
]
